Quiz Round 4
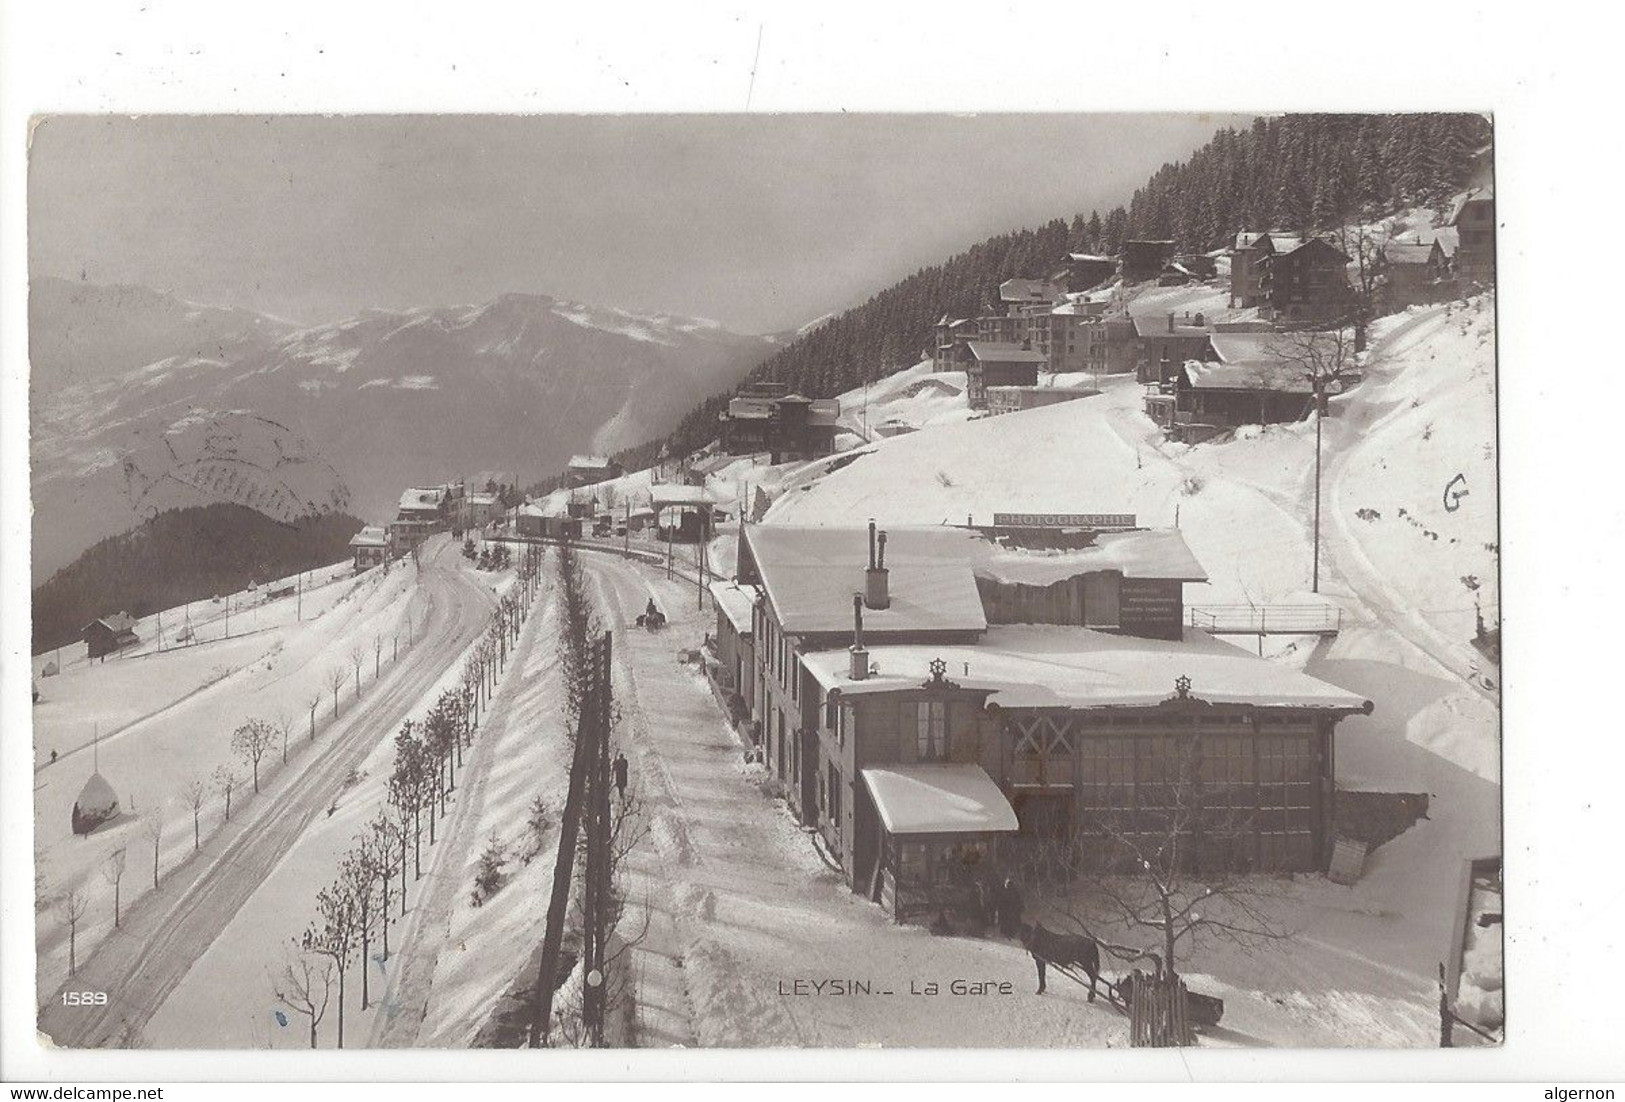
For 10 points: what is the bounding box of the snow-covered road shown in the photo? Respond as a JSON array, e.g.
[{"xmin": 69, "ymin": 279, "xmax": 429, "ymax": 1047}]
[
  {"xmin": 582, "ymin": 552, "xmax": 1127, "ymax": 1048},
  {"xmin": 37, "ymin": 539, "xmax": 500, "ymax": 1048}
]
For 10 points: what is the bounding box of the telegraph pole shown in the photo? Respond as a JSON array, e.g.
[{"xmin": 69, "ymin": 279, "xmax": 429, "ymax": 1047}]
[
  {"xmin": 1312, "ymin": 369, "xmax": 1324, "ymax": 594},
  {"xmin": 532, "ymin": 629, "xmax": 613, "ymax": 1048}
]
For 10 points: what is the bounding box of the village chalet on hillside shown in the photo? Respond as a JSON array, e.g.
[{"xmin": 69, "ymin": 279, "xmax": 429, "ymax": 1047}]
[{"xmin": 710, "ymin": 517, "xmax": 1371, "ymax": 924}]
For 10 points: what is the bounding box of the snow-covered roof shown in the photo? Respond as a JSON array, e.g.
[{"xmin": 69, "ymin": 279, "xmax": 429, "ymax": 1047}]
[
  {"xmin": 804, "ymin": 626, "xmax": 1371, "ymax": 712},
  {"xmin": 399, "ymin": 487, "xmax": 445, "ymax": 511},
  {"xmin": 1448, "ymin": 186, "xmax": 1494, "ymax": 225},
  {"xmin": 652, "ymin": 485, "xmax": 715, "ymax": 508},
  {"xmin": 1383, "ymin": 240, "xmax": 1441, "ymax": 265},
  {"xmin": 568, "ymin": 455, "xmax": 616, "ymax": 470},
  {"xmin": 349, "ymin": 525, "xmax": 391, "ymax": 548},
  {"xmin": 1131, "ymin": 314, "xmax": 1210, "ymax": 339},
  {"xmin": 709, "ymin": 582, "xmax": 759, "ymax": 636},
  {"xmin": 467, "ymin": 492, "xmax": 501, "ymax": 506},
  {"xmin": 979, "ymin": 529, "xmax": 1208, "ymax": 585},
  {"xmin": 1432, "ymin": 226, "xmax": 1460, "ymax": 256},
  {"xmin": 87, "ymin": 612, "xmax": 137, "ymax": 634},
  {"xmin": 861, "ymin": 764, "xmax": 1020, "ymax": 836},
  {"xmin": 965, "ymin": 342, "xmax": 1048, "ymax": 364},
  {"xmin": 744, "ymin": 524, "xmax": 989, "ymax": 636},
  {"xmin": 999, "ymin": 278, "xmax": 1063, "ymax": 304},
  {"xmin": 1234, "ymin": 231, "xmax": 1268, "ymax": 250},
  {"xmin": 1208, "ymin": 332, "xmax": 1281, "ymax": 364},
  {"xmin": 1182, "ymin": 359, "xmax": 1317, "ymax": 394},
  {"xmin": 1067, "ymin": 253, "xmax": 1114, "ymax": 263},
  {"xmin": 688, "ymin": 453, "xmax": 737, "ymax": 477},
  {"xmin": 1262, "ymin": 232, "xmax": 1304, "ymax": 253}
]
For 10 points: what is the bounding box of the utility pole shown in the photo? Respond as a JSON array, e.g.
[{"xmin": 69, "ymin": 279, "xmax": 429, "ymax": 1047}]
[
  {"xmin": 579, "ymin": 632, "xmax": 613, "ymax": 1045},
  {"xmin": 1312, "ymin": 370, "xmax": 1324, "ymax": 594},
  {"xmin": 532, "ymin": 630, "xmax": 613, "ymax": 1047}
]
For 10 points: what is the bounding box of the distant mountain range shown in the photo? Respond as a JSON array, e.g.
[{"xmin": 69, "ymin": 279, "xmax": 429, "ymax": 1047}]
[{"xmin": 29, "ymin": 277, "xmax": 782, "ymax": 580}]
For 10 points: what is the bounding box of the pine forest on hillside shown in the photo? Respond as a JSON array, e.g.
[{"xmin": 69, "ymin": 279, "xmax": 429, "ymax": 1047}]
[
  {"xmin": 31, "ymin": 504, "xmax": 365, "ymax": 653},
  {"xmin": 615, "ymin": 112, "xmax": 1489, "ymax": 471}
]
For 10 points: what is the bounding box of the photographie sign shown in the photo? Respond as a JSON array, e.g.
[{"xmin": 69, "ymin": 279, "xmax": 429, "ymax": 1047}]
[{"xmin": 992, "ymin": 511, "xmax": 1138, "ymax": 529}]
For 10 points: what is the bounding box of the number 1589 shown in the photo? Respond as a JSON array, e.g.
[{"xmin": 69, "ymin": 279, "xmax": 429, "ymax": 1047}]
[{"xmin": 62, "ymin": 991, "xmax": 108, "ymax": 1006}]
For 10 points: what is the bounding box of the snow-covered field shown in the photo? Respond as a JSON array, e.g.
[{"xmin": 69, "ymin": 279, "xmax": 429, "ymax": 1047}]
[{"xmin": 34, "ymin": 559, "xmax": 422, "ymax": 986}]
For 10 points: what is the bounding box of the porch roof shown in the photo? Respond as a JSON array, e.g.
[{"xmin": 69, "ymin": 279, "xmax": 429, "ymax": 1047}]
[
  {"xmin": 861, "ymin": 764, "xmax": 1020, "ymax": 836},
  {"xmin": 709, "ymin": 581, "xmax": 758, "ymax": 636}
]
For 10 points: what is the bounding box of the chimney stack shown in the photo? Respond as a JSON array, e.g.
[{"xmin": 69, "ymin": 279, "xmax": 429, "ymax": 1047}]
[
  {"xmin": 865, "ymin": 522, "xmax": 891, "ymax": 610},
  {"xmin": 850, "ymin": 593, "xmax": 869, "ymax": 680}
]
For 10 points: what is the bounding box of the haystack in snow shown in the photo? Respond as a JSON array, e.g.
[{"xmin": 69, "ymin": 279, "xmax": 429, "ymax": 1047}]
[{"xmin": 72, "ymin": 771, "xmax": 120, "ymax": 835}]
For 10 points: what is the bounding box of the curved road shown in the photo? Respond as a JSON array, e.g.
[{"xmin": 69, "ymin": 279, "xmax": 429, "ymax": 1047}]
[{"xmin": 38, "ymin": 538, "xmax": 499, "ymax": 1048}]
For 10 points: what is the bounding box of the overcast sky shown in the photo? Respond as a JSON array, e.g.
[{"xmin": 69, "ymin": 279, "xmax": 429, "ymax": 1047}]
[{"xmin": 29, "ymin": 114, "xmax": 1247, "ymax": 334}]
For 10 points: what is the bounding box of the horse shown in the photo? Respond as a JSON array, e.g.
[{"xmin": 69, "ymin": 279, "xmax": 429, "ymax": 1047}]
[{"xmin": 1020, "ymin": 922, "xmax": 1100, "ymax": 1000}]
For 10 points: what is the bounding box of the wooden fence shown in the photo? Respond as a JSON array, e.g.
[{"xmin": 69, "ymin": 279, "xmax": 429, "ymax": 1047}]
[{"xmin": 1127, "ymin": 971, "xmax": 1193, "ymax": 1048}]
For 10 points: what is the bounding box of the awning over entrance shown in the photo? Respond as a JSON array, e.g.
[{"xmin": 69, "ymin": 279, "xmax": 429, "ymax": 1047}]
[{"xmin": 860, "ymin": 764, "xmax": 1020, "ymax": 836}]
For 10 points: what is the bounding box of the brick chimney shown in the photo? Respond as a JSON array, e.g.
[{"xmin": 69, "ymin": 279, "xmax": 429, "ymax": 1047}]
[
  {"xmin": 850, "ymin": 593, "xmax": 869, "ymax": 680},
  {"xmin": 865, "ymin": 520, "xmax": 891, "ymax": 610}
]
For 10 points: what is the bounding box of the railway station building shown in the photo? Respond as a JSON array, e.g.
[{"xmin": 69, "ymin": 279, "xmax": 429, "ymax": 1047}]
[{"xmin": 720, "ymin": 518, "xmax": 1370, "ymax": 923}]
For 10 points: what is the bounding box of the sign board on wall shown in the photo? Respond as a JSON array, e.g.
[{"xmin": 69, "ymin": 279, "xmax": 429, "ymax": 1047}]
[{"xmin": 991, "ymin": 512, "xmax": 1137, "ymax": 529}]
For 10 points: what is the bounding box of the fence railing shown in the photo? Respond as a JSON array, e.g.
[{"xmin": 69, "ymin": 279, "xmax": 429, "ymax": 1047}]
[{"xmin": 1188, "ymin": 604, "xmax": 1342, "ymax": 636}]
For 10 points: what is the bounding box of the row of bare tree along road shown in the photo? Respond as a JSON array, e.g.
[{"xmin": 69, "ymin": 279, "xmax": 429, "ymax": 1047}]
[{"xmin": 275, "ymin": 544, "xmax": 546, "ymax": 1048}]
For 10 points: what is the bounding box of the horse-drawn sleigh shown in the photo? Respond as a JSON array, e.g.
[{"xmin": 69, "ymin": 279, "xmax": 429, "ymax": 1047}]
[{"xmin": 1020, "ymin": 923, "xmax": 1225, "ymax": 1031}]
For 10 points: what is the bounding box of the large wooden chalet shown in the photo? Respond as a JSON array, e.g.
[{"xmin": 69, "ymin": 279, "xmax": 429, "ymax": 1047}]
[
  {"xmin": 718, "ymin": 384, "xmax": 841, "ymax": 461},
  {"xmin": 954, "ymin": 342, "xmax": 1048, "ymax": 408},
  {"xmin": 1120, "ymin": 240, "xmax": 1177, "ymax": 284},
  {"xmin": 1143, "ymin": 331, "xmax": 1336, "ymax": 443},
  {"xmin": 84, "ymin": 613, "xmax": 139, "ymax": 660},
  {"xmin": 1259, "ymin": 236, "xmax": 1352, "ymax": 323},
  {"xmin": 722, "ymin": 519, "xmax": 1371, "ymax": 924},
  {"xmin": 1450, "ymin": 185, "xmax": 1495, "ymax": 285}
]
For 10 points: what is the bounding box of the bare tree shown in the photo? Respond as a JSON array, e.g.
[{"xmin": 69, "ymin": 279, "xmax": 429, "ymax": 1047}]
[
  {"xmin": 349, "ymin": 645, "xmax": 366, "ymax": 697},
  {"xmin": 145, "ymin": 813, "xmax": 163, "ymax": 889},
  {"xmin": 214, "ymin": 765, "xmax": 241, "ymax": 823},
  {"xmin": 328, "ymin": 666, "xmax": 346, "ymax": 718},
  {"xmin": 308, "ymin": 692, "xmax": 322, "ymax": 742},
  {"xmin": 1335, "ymin": 222, "xmax": 1385, "ymax": 352},
  {"xmin": 368, "ymin": 814, "xmax": 404, "ymax": 958},
  {"xmin": 301, "ymin": 878, "xmax": 361, "ymax": 1048},
  {"xmin": 101, "ymin": 848, "xmax": 128, "ymax": 929},
  {"xmin": 271, "ymin": 947, "xmax": 334, "ymax": 1049},
  {"xmin": 182, "ymin": 777, "xmax": 208, "ymax": 850},
  {"xmin": 233, "ymin": 718, "xmax": 278, "ymax": 794},
  {"xmin": 338, "ymin": 845, "xmax": 381, "ymax": 1010},
  {"xmin": 388, "ymin": 724, "xmax": 428, "ymax": 880},
  {"xmin": 273, "ymin": 710, "xmax": 293, "ymax": 765},
  {"xmin": 1039, "ymin": 739, "xmax": 1290, "ymax": 1041},
  {"xmin": 59, "ymin": 888, "xmax": 89, "ymax": 975},
  {"xmin": 373, "ymin": 633, "xmax": 383, "ymax": 678}
]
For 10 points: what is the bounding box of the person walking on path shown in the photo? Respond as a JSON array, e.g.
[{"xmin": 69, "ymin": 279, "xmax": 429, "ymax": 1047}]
[{"xmin": 613, "ymin": 751, "xmax": 629, "ymax": 801}]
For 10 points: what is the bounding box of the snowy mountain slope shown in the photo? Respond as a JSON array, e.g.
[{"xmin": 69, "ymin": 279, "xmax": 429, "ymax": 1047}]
[
  {"xmin": 30, "ymin": 285, "xmax": 778, "ymax": 579},
  {"xmin": 28, "ymin": 276, "xmax": 295, "ymax": 400}
]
